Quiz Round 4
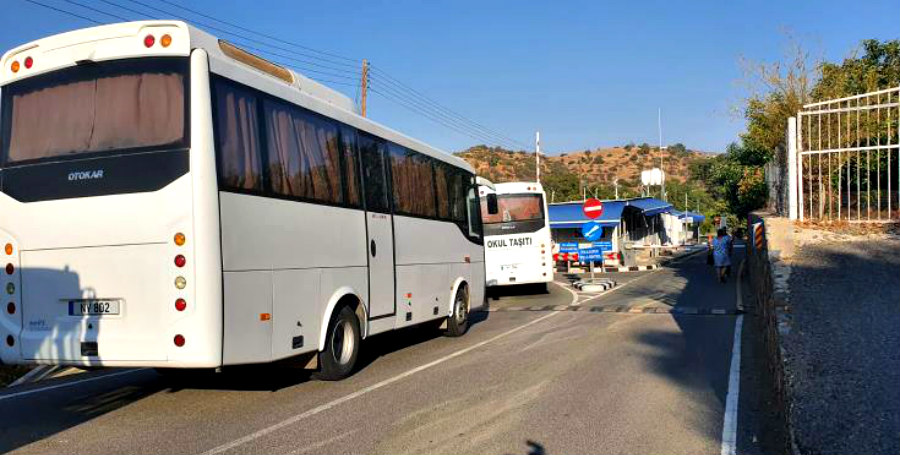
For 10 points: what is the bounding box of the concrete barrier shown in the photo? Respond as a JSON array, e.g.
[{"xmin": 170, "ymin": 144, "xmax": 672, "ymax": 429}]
[{"xmin": 747, "ymin": 210, "xmax": 798, "ymax": 455}]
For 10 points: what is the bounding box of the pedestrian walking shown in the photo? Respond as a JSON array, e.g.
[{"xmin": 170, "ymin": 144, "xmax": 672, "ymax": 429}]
[{"xmin": 712, "ymin": 227, "xmax": 733, "ymax": 283}]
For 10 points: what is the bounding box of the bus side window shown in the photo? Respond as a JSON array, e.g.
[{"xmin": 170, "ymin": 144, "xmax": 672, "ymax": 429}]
[
  {"xmin": 466, "ymin": 176, "xmax": 483, "ymax": 240},
  {"xmin": 358, "ymin": 134, "xmax": 390, "ymax": 214}
]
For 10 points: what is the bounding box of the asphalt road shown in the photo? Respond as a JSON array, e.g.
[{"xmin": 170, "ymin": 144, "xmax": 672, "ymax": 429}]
[{"xmin": 1, "ymin": 246, "xmax": 780, "ymax": 454}]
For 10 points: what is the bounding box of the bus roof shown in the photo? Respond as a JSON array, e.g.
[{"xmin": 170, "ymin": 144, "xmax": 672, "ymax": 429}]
[
  {"xmin": 490, "ymin": 182, "xmax": 545, "ymax": 194},
  {"xmin": 0, "ymin": 20, "xmax": 473, "ymax": 172}
]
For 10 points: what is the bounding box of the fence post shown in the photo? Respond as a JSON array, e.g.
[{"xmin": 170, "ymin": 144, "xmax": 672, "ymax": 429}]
[{"xmin": 787, "ymin": 117, "xmax": 798, "ymax": 220}]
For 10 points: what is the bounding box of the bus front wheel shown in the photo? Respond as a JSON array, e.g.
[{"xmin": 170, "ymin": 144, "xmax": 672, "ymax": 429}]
[
  {"xmin": 316, "ymin": 305, "xmax": 361, "ymax": 381},
  {"xmin": 446, "ymin": 286, "xmax": 469, "ymax": 337}
]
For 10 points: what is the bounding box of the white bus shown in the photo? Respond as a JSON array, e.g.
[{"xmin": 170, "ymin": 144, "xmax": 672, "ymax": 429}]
[
  {"xmin": 0, "ymin": 21, "xmax": 486, "ymax": 380},
  {"xmin": 480, "ymin": 182, "xmax": 553, "ymax": 290}
]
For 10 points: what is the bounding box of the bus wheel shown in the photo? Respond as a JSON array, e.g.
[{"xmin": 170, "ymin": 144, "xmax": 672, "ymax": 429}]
[
  {"xmin": 446, "ymin": 286, "xmax": 469, "ymax": 337},
  {"xmin": 317, "ymin": 306, "xmax": 361, "ymax": 381}
]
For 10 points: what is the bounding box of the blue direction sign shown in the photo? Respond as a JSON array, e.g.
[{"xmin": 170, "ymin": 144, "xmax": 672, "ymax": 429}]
[
  {"xmin": 581, "ymin": 221, "xmax": 604, "ymax": 242},
  {"xmin": 594, "ymin": 240, "xmax": 613, "ymax": 251}
]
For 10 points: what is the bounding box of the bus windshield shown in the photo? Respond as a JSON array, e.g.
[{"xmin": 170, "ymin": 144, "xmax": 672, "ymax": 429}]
[
  {"xmin": 481, "ymin": 194, "xmax": 544, "ymax": 224},
  {"xmin": 1, "ymin": 58, "xmax": 188, "ymax": 166}
]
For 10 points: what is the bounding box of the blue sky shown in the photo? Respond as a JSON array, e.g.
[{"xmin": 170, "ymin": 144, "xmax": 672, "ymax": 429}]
[{"xmin": 2, "ymin": 0, "xmax": 898, "ymax": 154}]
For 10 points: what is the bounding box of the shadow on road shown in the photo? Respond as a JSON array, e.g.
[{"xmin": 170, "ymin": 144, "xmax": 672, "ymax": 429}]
[{"xmin": 0, "ymin": 311, "xmax": 491, "ymax": 454}]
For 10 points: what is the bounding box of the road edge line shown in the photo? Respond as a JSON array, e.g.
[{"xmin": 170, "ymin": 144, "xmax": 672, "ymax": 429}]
[{"xmin": 721, "ymin": 259, "xmax": 745, "ymax": 455}]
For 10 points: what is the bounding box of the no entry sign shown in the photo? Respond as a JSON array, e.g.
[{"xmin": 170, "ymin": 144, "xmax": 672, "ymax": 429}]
[{"xmin": 583, "ymin": 198, "xmax": 604, "ymax": 219}]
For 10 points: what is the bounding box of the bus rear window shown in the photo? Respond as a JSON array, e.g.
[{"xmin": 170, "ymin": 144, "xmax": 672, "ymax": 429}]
[
  {"xmin": 1, "ymin": 58, "xmax": 188, "ymax": 166},
  {"xmin": 481, "ymin": 194, "xmax": 544, "ymax": 224}
]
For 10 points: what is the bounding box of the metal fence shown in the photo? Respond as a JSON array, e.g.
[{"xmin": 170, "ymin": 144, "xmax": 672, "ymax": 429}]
[{"xmin": 796, "ymin": 86, "xmax": 900, "ymax": 222}]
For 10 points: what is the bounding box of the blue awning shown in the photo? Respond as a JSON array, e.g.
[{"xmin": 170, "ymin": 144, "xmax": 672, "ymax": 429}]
[
  {"xmin": 625, "ymin": 197, "xmax": 672, "ymax": 216},
  {"xmin": 548, "ymin": 200, "xmax": 625, "ymax": 229},
  {"xmin": 681, "ymin": 211, "xmax": 706, "ymax": 223}
]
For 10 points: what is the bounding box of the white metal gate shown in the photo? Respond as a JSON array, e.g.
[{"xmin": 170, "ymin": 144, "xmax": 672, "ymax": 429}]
[{"xmin": 794, "ymin": 86, "xmax": 900, "ymax": 222}]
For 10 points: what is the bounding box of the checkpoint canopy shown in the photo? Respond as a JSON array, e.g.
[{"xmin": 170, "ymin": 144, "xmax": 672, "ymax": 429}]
[
  {"xmin": 624, "ymin": 197, "xmax": 672, "ymax": 216},
  {"xmin": 547, "ymin": 200, "xmax": 625, "ymax": 229}
]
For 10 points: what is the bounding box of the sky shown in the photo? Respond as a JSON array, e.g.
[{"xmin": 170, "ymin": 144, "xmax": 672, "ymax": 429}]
[{"xmin": 1, "ymin": 0, "xmax": 898, "ymax": 155}]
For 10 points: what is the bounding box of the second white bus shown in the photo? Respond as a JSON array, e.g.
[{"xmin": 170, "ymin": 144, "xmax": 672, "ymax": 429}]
[
  {"xmin": 479, "ymin": 182, "xmax": 553, "ymax": 290},
  {"xmin": 0, "ymin": 21, "xmax": 486, "ymax": 379}
]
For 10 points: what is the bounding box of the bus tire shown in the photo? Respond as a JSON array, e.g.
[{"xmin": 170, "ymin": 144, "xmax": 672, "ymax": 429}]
[
  {"xmin": 316, "ymin": 305, "xmax": 361, "ymax": 381},
  {"xmin": 446, "ymin": 285, "xmax": 469, "ymax": 337}
]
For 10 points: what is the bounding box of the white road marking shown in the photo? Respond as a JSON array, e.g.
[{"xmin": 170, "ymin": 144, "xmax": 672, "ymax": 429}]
[
  {"xmin": 721, "ymin": 314, "xmax": 744, "ymax": 455},
  {"xmin": 552, "ymin": 281, "xmax": 580, "ymax": 306},
  {"xmin": 0, "ymin": 368, "xmax": 146, "ymax": 401},
  {"xmin": 203, "ymin": 311, "xmax": 562, "ymax": 455},
  {"xmin": 721, "ymin": 258, "xmax": 745, "ymax": 455}
]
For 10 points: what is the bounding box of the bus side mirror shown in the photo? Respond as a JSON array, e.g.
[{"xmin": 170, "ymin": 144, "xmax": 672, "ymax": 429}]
[{"xmin": 486, "ymin": 193, "xmax": 499, "ymax": 215}]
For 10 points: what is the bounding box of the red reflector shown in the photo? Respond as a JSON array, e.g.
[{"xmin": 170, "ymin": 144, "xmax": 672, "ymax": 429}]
[
  {"xmin": 144, "ymin": 34, "xmax": 155, "ymax": 48},
  {"xmin": 175, "ymin": 298, "xmax": 186, "ymax": 312},
  {"xmin": 6, "ymin": 302, "xmax": 14, "ymax": 314},
  {"xmin": 173, "ymin": 334, "xmax": 185, "ymax": 347},
  {"xmin": 4, "ymin": 263, "xmax": 12, "ymax": 275},
  {"xmin": 24, "ymin": 57, "xmax": 33, "ymax": 69},
  {"xmin": 174, "ymin": 255, "xmax": 186, "ymax": 268}
]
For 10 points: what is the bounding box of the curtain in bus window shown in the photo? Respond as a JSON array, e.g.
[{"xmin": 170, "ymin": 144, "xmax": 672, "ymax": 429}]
[
  {"xmin": 264, "ymin": 100, "xmax": 342, "ymax": 203},
  {"xmin": 389, "ymin": 145, "xmax": 436, "ymax": 217},
  {"xmin": 448, "ymin": 170, "xmax": 467, "ymax": 224},
  {"xmin": 215, "ymin": 81, "xmax": 262, "ymax": 191},
  {"xmin": 433, "ymin": 162, "xmax": 450, "ymax": 220},
  {"xmin": 340, "ymin": 127, "xmax": 361, "ymax": 207},
  {"xmin": 481, "ymin": 194, "xmax": 543, "ymax": 224},
  {"xmin": 6, "ymin": 68, "xmax": 184, "ymax": 163}
]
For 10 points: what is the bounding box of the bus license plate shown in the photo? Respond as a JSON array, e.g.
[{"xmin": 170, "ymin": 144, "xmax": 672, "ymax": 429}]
[{"xmin": 69, "ymin": 299, "xmax": 121, "ymax": 316}]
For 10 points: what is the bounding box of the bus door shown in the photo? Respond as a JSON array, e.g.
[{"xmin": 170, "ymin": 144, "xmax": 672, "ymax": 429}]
[{"xmin": 358, "ymin": 134, "xmax": 396, "ymax": 319}]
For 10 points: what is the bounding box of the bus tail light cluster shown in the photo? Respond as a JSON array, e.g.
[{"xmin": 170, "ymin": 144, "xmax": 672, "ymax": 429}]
[
  {"xmin": 143, "ymin": 34, "xmax": 173, "ymax": 48},
  {"xmin": 173, "ymin": 231, "xmax": 186, "ymax": 347},
  {"xmin": 10, "ymin": 56, "xmax": 34, "ymax": 74}
]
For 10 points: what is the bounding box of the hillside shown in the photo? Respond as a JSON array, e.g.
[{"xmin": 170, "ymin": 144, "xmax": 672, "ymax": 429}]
[{"xmin": 455, "ymin": 144, "xmax": 714, "ymax": 200}]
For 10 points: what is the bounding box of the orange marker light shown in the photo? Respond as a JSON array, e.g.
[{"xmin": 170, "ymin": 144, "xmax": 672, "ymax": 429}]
[
  {"xmin": 259, "ymin": 313, "xmax": 271, "ymax": 321},
  {"xmin": 160, "ymin": 34, "xmax": 172, "ymax": 47},
  {"xmin": 174, "ymin": 233, "xmax": 185, "ymax": 246},
  {"xmin": 11, "ymin": 61, "xmax": 19, "ymax": 73},
  {"xmin": 4, "ymin": 244, "xmax": 12, "ymax": 255}
]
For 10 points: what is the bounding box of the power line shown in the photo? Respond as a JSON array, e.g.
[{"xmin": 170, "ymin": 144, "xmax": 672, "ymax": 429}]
[
  {"xmin": 155, "ymin": 0, "xmax": 356, "ymax": 64},
  {"xmin": 370, "ymin": 66, "xmax": 531, "ymax": 150},
  {"xmin": 60, "ymin": 0, "xmax": 128, "ymax": 21},
  {"xmin": 21, "ymin": 0, "xmax": 102, "ymax": 24},
  {"xmin": 371, "ymin": 80, "xmax": 521, "ymax": 149},
  {"xmin": 18, "ymin": 0, "xmax": 528, "ymax": 150}
]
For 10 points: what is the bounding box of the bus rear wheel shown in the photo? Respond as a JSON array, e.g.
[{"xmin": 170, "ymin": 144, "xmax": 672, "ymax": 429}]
[
  {"xmin": 446, "ymin": 286, "xmax": 469, "ymax": 337},
  {"xmin": 316, "ymin": 305, "xmax": 361, "ymax": 381}
]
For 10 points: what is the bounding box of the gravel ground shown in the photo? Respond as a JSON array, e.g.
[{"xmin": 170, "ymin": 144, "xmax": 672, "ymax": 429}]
[{"xmin": 785, "ymin": 239, "xmax": 900, "ymax": 455}]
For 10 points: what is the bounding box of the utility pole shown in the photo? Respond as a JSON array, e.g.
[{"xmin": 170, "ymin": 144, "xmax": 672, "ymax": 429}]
[
  {"xmin": 685, "ymin": 192, "xmax": 688, "ymax": 211},
  {"xmin": 614, "ymin": 179, "xmax": 619, "ymax": 200},
  {"xmin": 535, "ymin": 131, "xmax": 541, "ymax": 183},
  {"xmin": 360, "ymin": 59, "xmax": 369, "ymax": 117},
  {"xmin": 658, "ymin": 107, "xmax": 664, "ymax": 201}
]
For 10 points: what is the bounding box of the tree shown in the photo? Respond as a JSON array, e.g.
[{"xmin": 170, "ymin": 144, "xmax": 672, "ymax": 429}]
[{"xmin": 813, "ymin": 39, "xmax": 900, "ymax": 100}]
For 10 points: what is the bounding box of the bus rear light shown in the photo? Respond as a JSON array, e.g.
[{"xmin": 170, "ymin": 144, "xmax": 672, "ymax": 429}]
[
  {"xmin": 4, "ymin": 244, "xmax": 11, "ymax": 255},
  {"xmin": 174, "ymin": 255, "xmax": 186, "ymax": 268},
  {"xmin": 5, "ymin": 335, "xmax": 13, "ymax": 347},
  {"xmin": 173, "ymin": 334, "xmax": 185, "ymax": 347},
  {"xmin": 4, "ymin": 264, "xmax": 12, "ymax": 275},
  {"xmin": 174, "ymin": 276, "xmax": 186, "ymax": 289},
  {"xmin": 175, "ymin": 298, "xmax": 186, "ymax": 312},
  {"xmin": 161, "ymin": 34, "xmax": 172, "ymax": 48},
  {"xmin": 6, "ymin": 302, "xmax": 14, "ymax": 315},
  {"xmin": 174, "ymin": 233, "xmax": 185, "ymax": 246},
  {"xmin": 24, "ymin": 57, "xmax": 33, "ymax": 69},
  {"xmin": 144, "ymin": 34, "xmax": 155, "ymax": 48},
  {"xmin": 10, "ymin": 61, "xmax": 19, "ymax": 73}
]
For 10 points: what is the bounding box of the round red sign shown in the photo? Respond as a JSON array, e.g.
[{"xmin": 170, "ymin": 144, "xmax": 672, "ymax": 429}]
[{"xmin": 583, "ymin": 198, "xmax": 604, "ymax": 219}]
